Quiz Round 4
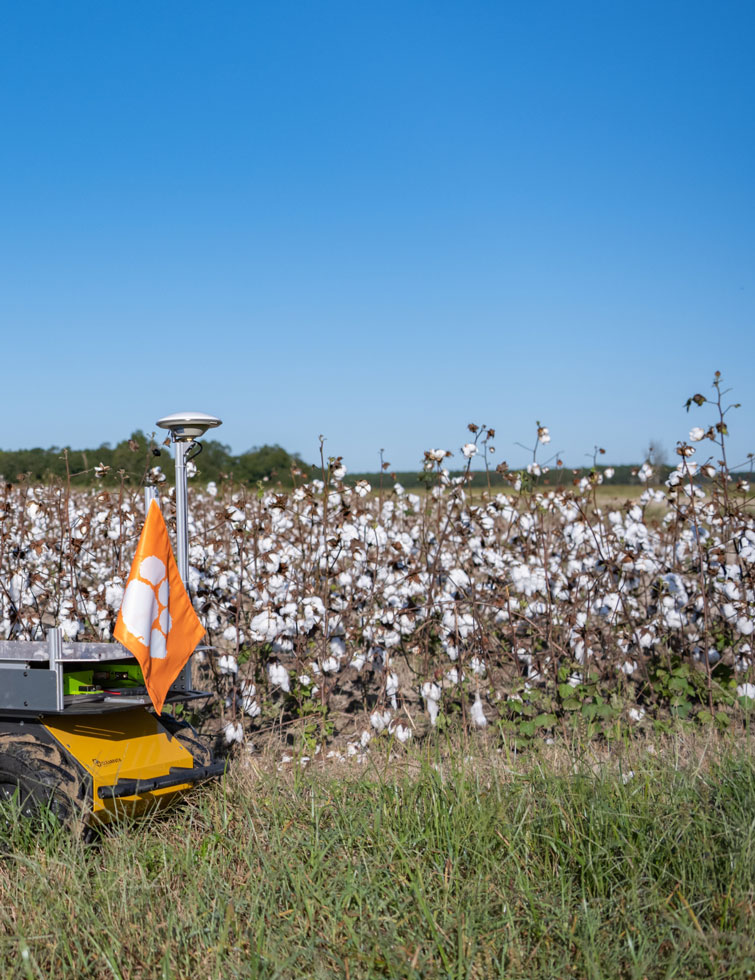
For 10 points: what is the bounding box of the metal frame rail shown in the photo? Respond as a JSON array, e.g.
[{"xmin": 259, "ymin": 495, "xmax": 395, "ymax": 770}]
[{"xmin": 0, "ymin": 629, "xmax": 210, "ymax": 715}]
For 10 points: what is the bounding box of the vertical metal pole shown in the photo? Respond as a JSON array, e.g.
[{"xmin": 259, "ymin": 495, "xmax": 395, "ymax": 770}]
[
  {"xmin": 48, "ymin": 627, "xmax": 64, "ymax": 711},
  {"xmin": 144, "ymin": 485, "xmax": 159, "ymax": 513},
  {"xmin": 174, "ymin": 439, "xmax": 192, "ymax": 692},
  {"xmin": 175, "ymin": 440, "xmax": 189, "ymax": 586}
]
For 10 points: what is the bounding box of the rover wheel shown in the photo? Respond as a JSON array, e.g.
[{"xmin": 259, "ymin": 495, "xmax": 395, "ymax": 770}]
[{"xmin": 0, "ymin": 735, "xmax": 91, "ymax": 834}]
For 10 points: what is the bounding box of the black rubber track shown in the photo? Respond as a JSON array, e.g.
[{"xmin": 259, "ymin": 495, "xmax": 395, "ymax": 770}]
[{"xmin": 0, "ymin": 732, "xmax": 91, "ymax": 832}]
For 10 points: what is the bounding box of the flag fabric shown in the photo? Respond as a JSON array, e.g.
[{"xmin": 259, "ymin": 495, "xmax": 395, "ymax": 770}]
[{"xmin": 114, "ymin": 499, "xmax": 205, "ymax": 714}]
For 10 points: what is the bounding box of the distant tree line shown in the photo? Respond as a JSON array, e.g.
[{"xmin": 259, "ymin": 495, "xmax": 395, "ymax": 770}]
[
  {"xmin": 1, "ymin": 437, "xmax": 748, "ymax": 490},
  {"xmin": 0, "ymin": 432, "xmax": 309, "ymax": 488}
]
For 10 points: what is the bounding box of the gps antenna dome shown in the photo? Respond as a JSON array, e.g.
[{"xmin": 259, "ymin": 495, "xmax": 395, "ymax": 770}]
[{"xmin": 156, "ymin": 412, "xmax": 222, "ymax": 442}]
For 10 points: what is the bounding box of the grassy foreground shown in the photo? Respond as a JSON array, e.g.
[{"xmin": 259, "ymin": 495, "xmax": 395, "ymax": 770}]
[{"xmin": 0, "ymin": 738, "xmax": 754, "ymax": 979}]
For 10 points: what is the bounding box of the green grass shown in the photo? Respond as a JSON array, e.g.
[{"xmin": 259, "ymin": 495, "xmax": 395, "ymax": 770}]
[{"xmin": 0, "ymin": 739, "xmax": 754, "ymax": 979}]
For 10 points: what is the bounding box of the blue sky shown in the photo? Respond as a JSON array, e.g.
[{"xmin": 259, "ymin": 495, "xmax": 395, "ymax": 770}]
[{"xmin": 1, "ymin": 1, "xmax": 753, "ymax": 472}]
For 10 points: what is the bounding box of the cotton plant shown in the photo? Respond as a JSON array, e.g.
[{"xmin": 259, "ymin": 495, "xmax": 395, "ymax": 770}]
[{"xmin": 1, "ymin": 378, "xmax": 753, "ymax": 747}]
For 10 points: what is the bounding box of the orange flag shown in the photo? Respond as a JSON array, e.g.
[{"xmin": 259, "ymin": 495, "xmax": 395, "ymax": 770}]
[{"xmin": 114, "ymin": 499, "xmax": 205, "ymax": 714}]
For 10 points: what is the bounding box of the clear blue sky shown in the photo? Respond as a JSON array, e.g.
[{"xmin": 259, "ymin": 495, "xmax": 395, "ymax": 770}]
[{"xmin": 1, "ymin": 1, "xmax": 753, "ymax": 472}]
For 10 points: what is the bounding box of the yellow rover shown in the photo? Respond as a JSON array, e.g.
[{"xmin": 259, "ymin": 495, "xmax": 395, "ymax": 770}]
[
  {"xmin": 1, "ymin": 411, "xmax": 225, "ymax": 830},
  {"xmin": 0, "ymin": 630, "xmax": 222, "ymax": 830}
]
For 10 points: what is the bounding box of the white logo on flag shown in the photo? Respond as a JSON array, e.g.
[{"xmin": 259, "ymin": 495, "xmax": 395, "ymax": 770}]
[{"xmin": 119, "ymin": 555, "xmax": 172, "ymax": 659}]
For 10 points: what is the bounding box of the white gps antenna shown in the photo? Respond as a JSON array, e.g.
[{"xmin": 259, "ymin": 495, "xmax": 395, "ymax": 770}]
[{"xmin": 156, "ymin": 412, "xmax": 222, "ymax": 585}]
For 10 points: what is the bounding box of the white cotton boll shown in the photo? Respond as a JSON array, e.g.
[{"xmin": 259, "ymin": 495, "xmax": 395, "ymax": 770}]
[
  {"xmin": 722, "ymin": 603, "xmax": 737, "ymax": 622},
  {"xmin": 446, "ymin": 568, "xmax": 470, "ymax": 593},
  {"xmin": 736, "ymin": 618, "xmax": 754, "ymax": 636},
  {"xmin": 663, "ymin": 609, "xmax": 683, "ymax": 629},
  {"xmin": 222, "ymin": 625, "xmax": 243, "ymax": 643},
  {"xmin": 398, "ymin": 613, "xmax": 416, "ymax": 636},
  {"xmin": 386, "ymin": 671, "xmax": 399, "ymax": 702},
  {"xmin": 383, "ymin": 629, "xmax": 401, "ymax": 648},
  {"xmin": 244, "ymin": 700, "xmax": 260, "ymax": 718},
  {"xmin": 60, "ymin": 618, "xmax": 81, "ymax": 640},
  {"xmin": 469, "ymin": 657, "xmax": 486, "ymax": 676},
  {"xmin": 105, "ymin": 581, "xmax": 124, "ymax": 609},
  {"xmin": 461, "ymin": 443, "xmax": 478, "ymax": 459},
  {"xmin": 628, "ymin": 707, "xmax": 645, "ymax": 723},
  {"xmin": 188, "ymin": 566, "xmax": 201, "ymax": 592},
  {"xmin": 250, "ymin": 610, "xmax": 285, "ymax": 643},
  {"xmin": 240, "ymin": 681, "xmax": 261, "ymax": 717},
  {"xmin": 471, "ymin": 693, "xmax": 487, "ymax": 728},
  {"xmin": 206, "ymin": 481, "xmax": 218, "ymax": 496},
  {"xmin": 689, "ymin": 427, "xmax": 705, "ymax": 442},
  {"xmin": 302, "ymin": 595, "xmax": 326, "ymax": 617},
  {"xmin": 425, "ymin": 698, "xmax": 439, "ymax": 725},
  {"xmin": 218, "ymin": 654, "xmax": 238, "ymax": 675},
  {"xmin": 321, "ymin": 656, "xmax": 340, "ymax": 673},
  {"xmin": 9, "ymin": 573, "xmax": 25, "ymax": 605},
  {"xmin": 422, "ymin": 682, "xmax": 441, "ymax": 726},
  {"xmin": 224, "ymin": 721, "xmax": 243, "ymax": 744},
  {"xmin": 298, "ymin": 674, "xmax": 311, "ymax": 687},
  {"xmin": 621, "ymin": 770, "xmax": 635, "ymax": 785},
  {"xmin": 350, "ymin": 651, "xmax": 367, "ymax": 671},
  {"xmin": 268, "ymin": 662, "xmax": 290, "ymax": 692},
  {"xmin": 737, "ymin": 683, "xmax": 755, "ymax": 699},
  {"xmin": 390, "ymin": 723, "xmax": 412, "ymax": 743},
  {"xmin": 264, "ymin": 552, "xmax": 281, "ymax": 574},
  {"xmin": 340, "ymin": 524, "xmax": 360, "ymax": 546},
  {"xmin": 604, "ymin": 468, "xmax": 615, "ymax": 479},
  {"xmin": 329, "ymin": 636, "xmax": 347, "ymax": 657},
  {"xmin": 370, "ymin": 710, "xmax": 391, "ymax": 732}
]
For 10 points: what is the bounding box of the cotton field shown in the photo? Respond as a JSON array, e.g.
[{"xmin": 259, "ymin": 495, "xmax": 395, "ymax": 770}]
[{"xmin": 1, "ymin": 406, "xmax": 754, "ymax": 751}]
